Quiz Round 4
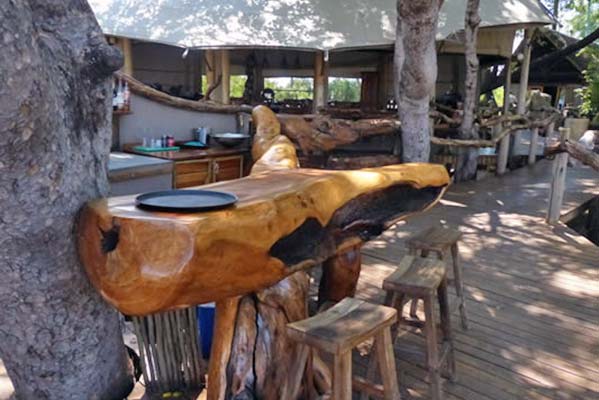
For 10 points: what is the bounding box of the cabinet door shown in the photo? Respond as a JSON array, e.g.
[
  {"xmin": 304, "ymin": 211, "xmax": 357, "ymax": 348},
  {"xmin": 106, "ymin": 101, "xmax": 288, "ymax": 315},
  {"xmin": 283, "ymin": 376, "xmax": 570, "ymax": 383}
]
[
  {"xmin": 212, "ymin": 156, "xmax": 243, "ymax": 183},
  {"xmin": 174, "ymin": 160, "xmax": 211, "ymax": 188}
]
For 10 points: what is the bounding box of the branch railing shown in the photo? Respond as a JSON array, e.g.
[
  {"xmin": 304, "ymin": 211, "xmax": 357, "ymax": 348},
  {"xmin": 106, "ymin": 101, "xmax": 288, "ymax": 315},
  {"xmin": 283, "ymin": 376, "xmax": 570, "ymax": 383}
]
[
  {"xmin": 430, "ymin": 113, "xmax": 560, "ymax": 174},
  {"xmin": 545, "ymin": 128, "xmax": 599, "ymax": 223}
]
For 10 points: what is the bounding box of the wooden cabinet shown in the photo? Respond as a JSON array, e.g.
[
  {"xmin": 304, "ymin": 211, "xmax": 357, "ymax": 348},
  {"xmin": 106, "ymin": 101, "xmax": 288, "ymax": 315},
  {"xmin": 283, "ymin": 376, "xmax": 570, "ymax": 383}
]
[
  {"xmin": 174, "ymin": 159, "xmax": 211, "ymax": 188},
  {"xmin": 173, "ymin": 155, "xmax": 244, "ymax": 188}
]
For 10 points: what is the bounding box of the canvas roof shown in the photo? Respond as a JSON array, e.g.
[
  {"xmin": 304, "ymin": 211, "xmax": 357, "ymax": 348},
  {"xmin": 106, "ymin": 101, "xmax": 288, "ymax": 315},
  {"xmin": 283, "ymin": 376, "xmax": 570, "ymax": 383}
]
[{"xmin": 89, "ymin": 0, "xmax": 552, "ymax": 51}]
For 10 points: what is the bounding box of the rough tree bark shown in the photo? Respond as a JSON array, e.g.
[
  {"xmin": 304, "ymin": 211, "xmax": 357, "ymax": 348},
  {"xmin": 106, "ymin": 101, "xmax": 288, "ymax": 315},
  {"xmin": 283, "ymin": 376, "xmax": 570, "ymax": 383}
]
[
  {"xmin": 396, "ymin": 0, "xmax": 444, "ymax": 162},
  {"xmin": 0, "ymin": 1, "xmax": 133, "ymax": 399},
  {"xmin": 456, "ymin": 0, "xmax": 481, "ymax": 182}
]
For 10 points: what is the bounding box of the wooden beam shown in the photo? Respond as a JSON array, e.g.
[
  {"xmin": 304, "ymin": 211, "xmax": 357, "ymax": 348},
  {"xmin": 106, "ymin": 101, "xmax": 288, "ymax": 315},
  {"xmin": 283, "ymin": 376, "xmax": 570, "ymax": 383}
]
[
  {"xmin": 547, "ymin": 128, "xmax": 570, "ymax": 223},
  {"xmin": 115, "ymin": 71, "xmax": 251, "ymax": 114}
]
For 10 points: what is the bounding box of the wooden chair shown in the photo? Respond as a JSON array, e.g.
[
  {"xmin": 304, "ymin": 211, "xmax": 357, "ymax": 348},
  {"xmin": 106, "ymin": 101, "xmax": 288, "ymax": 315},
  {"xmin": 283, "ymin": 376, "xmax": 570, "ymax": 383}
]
[
  {"xmin": 383, "ymin": 256, "xmax": 456, "ymax": 400},
  {"xmin": 286, "ymin": 297, "xmax": 401, "ymax": 400},
  {"xmin": 406, "ymin": 225, "xmax": 469, "ymax": 330}
]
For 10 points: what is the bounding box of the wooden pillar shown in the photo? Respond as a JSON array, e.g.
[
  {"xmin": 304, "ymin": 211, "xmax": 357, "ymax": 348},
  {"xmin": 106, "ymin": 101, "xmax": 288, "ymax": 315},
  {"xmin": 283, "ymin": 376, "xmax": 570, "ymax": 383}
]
[
  {"xmin": 255, "ymin": 59, "xmax": 264, "ymax": 103},
  {"xmin": 547, "ymin": 127, "xmax": 571, "ymax": 223},
  {"xmin": 495, "ymin": 123, "xmax": 508, "ymax": 175},
  {"xmin": 314, "ymin": 51, "xmax": 328, "ymax": 113},
  {"xmin": 497, "ymin": 60, "xmax": 512, "ymax": 175},
  {"xmin": 204, "ymin": 49, "xmax": 216, "ymax": 98},
  {"xmin": 502, "ymin": 59, "xmax": 512, "ymax": 116},
  {"xmin": 545, "ymin": 121, "xmax": 556, "ymax": 145},
  {"xmin": 220, "ymin": 50, "xmax": 231, "ymax": 105},
  {"xmin": 528, "ymin": 126, "xmax": 539, "ymax": 165},
  {"xmin": 512, "ymin": 29, "xmax": 533, "ymax": 159},
  {"xmin": 116, "ymin": 37, "xmax": 134, "ymax": 76},
  {"xmin": 517, "ymin": 29, "xmax": 533, "ymax": 115}
]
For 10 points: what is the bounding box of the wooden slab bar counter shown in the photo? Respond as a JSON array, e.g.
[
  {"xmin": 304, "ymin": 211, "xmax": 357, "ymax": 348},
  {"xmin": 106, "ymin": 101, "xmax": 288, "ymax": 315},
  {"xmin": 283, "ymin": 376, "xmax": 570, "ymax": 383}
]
[{"xmin": 78, "ymin": 106, "xmax": 450, "ymax": 399}]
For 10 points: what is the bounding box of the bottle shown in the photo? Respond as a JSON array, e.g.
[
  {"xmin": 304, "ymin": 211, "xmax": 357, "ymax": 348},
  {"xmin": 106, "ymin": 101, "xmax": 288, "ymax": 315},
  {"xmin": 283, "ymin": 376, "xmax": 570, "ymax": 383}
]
[
  {"xmin": 112, "ymin": 79, "xmax": 118, "ymax": 110},
  {"xmin": 123, "ymin": 81, "xmax": 130, "ymax": 112},
  {"xmin": 167, "ymin": 136, "xmax": 175, "ymax": 147},
  {"xmin": 115, "ymin": 79, "xmax": 124, "ymax": 110}
]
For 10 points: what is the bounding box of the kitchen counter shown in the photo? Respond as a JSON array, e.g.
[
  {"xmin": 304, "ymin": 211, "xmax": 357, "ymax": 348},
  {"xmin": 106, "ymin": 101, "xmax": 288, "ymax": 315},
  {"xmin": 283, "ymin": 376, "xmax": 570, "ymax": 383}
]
[
  {"xmin": 123, "ymin": 143, "xmax": 249, "ymax": 162},
  {"xmin": 108, "ymin": 152, "xmax": 173, "ymax": 195},
  {"xmin": 122, "ymin": 144, "xmax": 250, "ymax": 188}
]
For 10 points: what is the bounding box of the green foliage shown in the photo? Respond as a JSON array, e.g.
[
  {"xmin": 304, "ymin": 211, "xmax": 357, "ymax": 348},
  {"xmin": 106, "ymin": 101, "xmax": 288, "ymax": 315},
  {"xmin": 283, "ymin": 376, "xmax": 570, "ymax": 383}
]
[
  {"xmin": 579, "ymin": 47, "xmax": 599, "ymax": 116},
  {"xmin": 264, "ymin": 77, "xmax": 313, "ymax": 100},
  {"xmin": 328, "ymin": 78, "xmax": 361, "ymax": 102},
  {"xmin": 543, "ymin": 1, "xmax": 599, "ymax": 116},
  {"xmin": 492, "ymin": 86, "xmax": 505, "ymax": 108},
  {"xmin": 230, "ymin": 75, "xmax": 247, "ymax": 98},
  {"xmin": 200, "ymin": 75, "xmax": 247, "ymax": 98}
]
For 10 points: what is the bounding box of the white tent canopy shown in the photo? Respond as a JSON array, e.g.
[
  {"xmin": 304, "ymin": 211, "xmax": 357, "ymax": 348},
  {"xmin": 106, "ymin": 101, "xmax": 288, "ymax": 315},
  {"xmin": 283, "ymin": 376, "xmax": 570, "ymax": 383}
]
[{"xmin": 89, "ymin": 0, "xmax": 551, "ymax": 51}]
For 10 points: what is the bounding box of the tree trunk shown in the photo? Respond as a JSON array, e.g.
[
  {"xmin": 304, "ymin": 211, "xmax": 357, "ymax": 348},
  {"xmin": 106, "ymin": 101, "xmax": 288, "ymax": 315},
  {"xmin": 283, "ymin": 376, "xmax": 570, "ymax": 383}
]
[
  {"xmin": 396, "ymin": 0, "xmax": 444, "ymax": 162},
  {"xmin": 207, "ymin": 272, "xmax": 329, "ymax": 400},
  {"xmin": 456, "ymin": 0, "xmax": 481, "ymax": 182},
  {"xmin": 0, "ymin": 1, "xmax": 133, "ymax": 399}
]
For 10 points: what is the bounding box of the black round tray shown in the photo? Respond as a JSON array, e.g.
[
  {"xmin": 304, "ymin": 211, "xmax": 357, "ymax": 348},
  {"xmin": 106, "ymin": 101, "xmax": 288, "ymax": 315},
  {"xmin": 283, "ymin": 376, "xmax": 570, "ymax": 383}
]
[{"xmin": 135, "ymin": 189, "xmax": 238, "ymax": 212}]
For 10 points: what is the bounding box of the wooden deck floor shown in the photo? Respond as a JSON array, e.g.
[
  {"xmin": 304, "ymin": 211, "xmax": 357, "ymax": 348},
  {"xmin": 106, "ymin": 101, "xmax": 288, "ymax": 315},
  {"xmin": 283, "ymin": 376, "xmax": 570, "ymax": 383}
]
[{"xmin": 351, "ymin": 161, "xmax": 599, "ymax": 400}]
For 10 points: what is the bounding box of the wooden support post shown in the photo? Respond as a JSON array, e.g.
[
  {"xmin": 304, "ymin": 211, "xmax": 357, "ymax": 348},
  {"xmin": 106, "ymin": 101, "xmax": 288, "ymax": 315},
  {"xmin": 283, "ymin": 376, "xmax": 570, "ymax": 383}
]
[
  {"xmin": 119, "ymin": 37, "xmax": 134, "ymax": 76},
  {"xmin": 547, "ymin": 128, "xmax": 571, "ymax": 223},
  {"xmin": 528, "ymin": 126, "xmax": 539, "ymax": 165},
  {"xmin": 314, "ymin": 51, "xmax": 328, "ymax": 113},
  {"xmin": 545, "ymin": 122, "xmax": 556, "ymax": 146},
  {"xmin": 502, "ymin": 59, "xmax": 512, "ymax": 116},
  {"xmin": 204, "ymin": 50, "xmax": 216, "ymax": 98},
  {"xmin": 318, "ymin": 245, "xmax": 362, "ymax": 306},
  {"xmin": 513, "ymin": 29, "xmax": 533, "ymax": 158},
  {"xmin": 517, "ymin": 29, "xmax": 533, "ymax": 115},
  {"xmin": 497, "ymin": 59, "xmax": 512, "ymax": 175},
  {"xmin": 496, "ymin": 122, "xmax": 510, "ymax": 175},
  {"xmin": 220, "ymin": 50, "xmax": 231, "ymax": 105}
]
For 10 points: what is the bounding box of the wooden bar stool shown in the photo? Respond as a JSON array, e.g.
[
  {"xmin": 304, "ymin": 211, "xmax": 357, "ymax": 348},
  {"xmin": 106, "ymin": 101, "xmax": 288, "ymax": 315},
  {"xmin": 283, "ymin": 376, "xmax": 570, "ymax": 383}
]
[
  {"xmin": 383, "ymin": 256, "xmax": 456, "ymax": 400},
  {"xmin": 286, "ymin": 297, "xmax": 401, "ymax": 400},
  {"xmin": 406, "ymin": 225, "xmax": 468, "ymax": 330}
]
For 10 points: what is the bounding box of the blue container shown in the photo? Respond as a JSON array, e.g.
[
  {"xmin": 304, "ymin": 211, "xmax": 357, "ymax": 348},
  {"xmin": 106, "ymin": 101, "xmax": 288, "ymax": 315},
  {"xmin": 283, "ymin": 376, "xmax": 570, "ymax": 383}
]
[{"xmin": 197, "ymin": 302, "xmax": 216, "ymax": 358}]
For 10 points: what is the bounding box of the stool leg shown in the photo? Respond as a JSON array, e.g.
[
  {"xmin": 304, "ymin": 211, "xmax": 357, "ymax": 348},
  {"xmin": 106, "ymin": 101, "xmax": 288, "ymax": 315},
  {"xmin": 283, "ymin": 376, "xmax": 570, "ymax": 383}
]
[
  {"xmin": 451, "ymin": 243, "xmax": 469, "ymax": 330},
  {"xmin": 409, "ymin": 249, "xmax": 428, "ymax": 319},
  {"xmin": 332, "ymin": 352, "xmax": 352, "ymax": 400},
  {"xmin": 375, "ymin": 327, "xmax": 401, "ymax": 400},
  {"xmin": 423, "ymin": 295, "xmax": 443, "ymax": 400},
  {"xmin": 438, "ymin": 279, "xmax": 457, "ymax": 383}
]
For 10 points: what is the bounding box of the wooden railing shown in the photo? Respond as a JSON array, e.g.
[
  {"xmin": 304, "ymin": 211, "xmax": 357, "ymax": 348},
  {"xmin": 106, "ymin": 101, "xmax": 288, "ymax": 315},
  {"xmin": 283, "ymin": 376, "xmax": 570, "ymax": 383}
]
[
  {"xmin": 430, "ymin": 113, "xmax": 559, "ymax": 175},
  {"xmin": 545, "ymin": 128, "xmax": 599, "ymax": 223}
]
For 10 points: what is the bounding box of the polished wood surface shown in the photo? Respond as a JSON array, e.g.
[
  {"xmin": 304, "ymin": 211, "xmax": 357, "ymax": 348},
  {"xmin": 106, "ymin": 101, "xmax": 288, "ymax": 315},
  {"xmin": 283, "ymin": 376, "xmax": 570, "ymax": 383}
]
[
  {"xmin": 79, "ymin": 105, "xmax": 449, "ymax": 316},
  {"xmin": 286, "ymin": 298, "xmax": 397, "ymax": 355}
]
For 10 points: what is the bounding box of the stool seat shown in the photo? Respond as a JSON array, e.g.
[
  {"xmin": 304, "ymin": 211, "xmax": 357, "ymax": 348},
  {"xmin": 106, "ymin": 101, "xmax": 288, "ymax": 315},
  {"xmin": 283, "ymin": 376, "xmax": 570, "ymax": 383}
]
[
  {"xmin": 287, "ymin": 297, "xmax": 397, "ymax": 355},
  {"xmin": 406, "ymin": 226, "xmax": 462, "ymax": 253},
  {"xmin": 383, "ymin": 256, "xmax": 446, "ymax": 296}
]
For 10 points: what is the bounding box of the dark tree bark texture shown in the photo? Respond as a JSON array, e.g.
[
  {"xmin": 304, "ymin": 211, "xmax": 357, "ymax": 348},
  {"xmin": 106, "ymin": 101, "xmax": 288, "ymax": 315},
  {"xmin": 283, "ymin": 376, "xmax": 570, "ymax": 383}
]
[
  {"xmin": 396, "ymin": 0, "xmax": 444, "ymax": 162},
  {"xmin": 0, "ymin": 1, "xmax": 133, "ymax": 399}
]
